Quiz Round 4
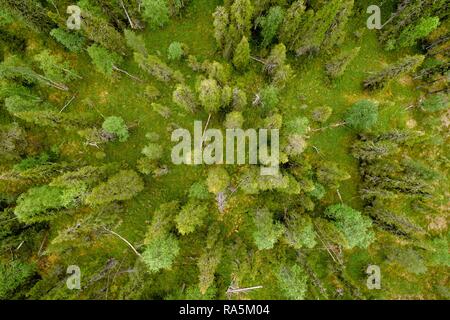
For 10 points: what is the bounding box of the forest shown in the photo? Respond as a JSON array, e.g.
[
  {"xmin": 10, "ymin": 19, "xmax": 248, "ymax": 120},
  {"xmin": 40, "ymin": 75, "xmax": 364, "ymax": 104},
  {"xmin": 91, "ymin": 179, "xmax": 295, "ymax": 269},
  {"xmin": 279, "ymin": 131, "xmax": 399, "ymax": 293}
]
[{"xmin": 0, "ymin": 0, "xmax": 448, "ymax": 300}]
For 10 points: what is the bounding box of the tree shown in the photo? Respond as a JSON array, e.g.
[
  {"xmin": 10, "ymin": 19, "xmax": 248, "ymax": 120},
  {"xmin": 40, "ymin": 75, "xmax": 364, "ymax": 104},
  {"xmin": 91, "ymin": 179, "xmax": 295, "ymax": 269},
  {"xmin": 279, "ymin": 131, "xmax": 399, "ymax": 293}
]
[
  {"xmin": 420, "ymin": 93, "xmax": 448, "ymax": 112},
  {"xmin": 232, "ymin": 36, "xmax": 250, "ymax": 71},
  {"xmin": 0, "ymin": 55, "xmax": 68, "ymax": 91},
  {"xmin": 285, "ymin": 117, "xmax": 310, "ymax": 135},
  {"xmin": 141, "ymin": 0, "xmax": 170, "ymax": 30},
  {"xmin": 387, "ymin": 247, "xmax": 427, "ymax": 275},
  {"xmin": 124, "ymin": 29, "xmax": 147, "ymax": 55},
  {"xmin": 102, "ymin": 116, "xmax": 129, "ymax": 142},
  {"xmin": 224, "ymin": 111, "xmax": 244, "ymax": 129},
  {"xmin": 189, "ymin": 182, "xmax": 210, "ymax": 200},
  {"xmin": 134, "ymin": 53, "xmax": 179, "ymax": 82},
  {"xmin": 50, "ymin": 28, "xmax": 85, "ymax": 53},
  {"xmin": 14, "ymin": 185, "xmax": 82, "ymax": 223},
  {"xmin": 277, "ymin": 264, "xmax": 308, "ymax": 300},
  {"xmin": 198, "ymin": 79, "xmax": 222, "ymax": 113},
  {"xmin": 173, "ymin": 84, "xmax": 197, "ymax": 113},
  {"xmin": 87, "ymin": 45, "xmax": 122, "ymax": 76},
  {"xmin": 396, "ymin": 17, "xmax": 440, "ymax": 49},
  {"xmin": 252, "ymin": 208, "xmax": 284, "ymax": 250},
  {"xmin": 85, "ymin": 170, "xmax": 144, "ymax": 206},
  {"xmin": 0, "ymin": 123, "xmax": 27, "ymax": 161},
  {"xmin": 364, "ymin": 55, "xmax": 425, "ymax": 90},
  {"xmin": 259, "ymin": 85, "xmax": 279, "ymax": 114},
  {"xmin": 316, "ymin": 161, "xmax": 350, "ymax": 189},
  {"xmin": 344, "ymin": 100, "xmax": 379, "ymax": 131},
  {"xmin": 284, "ymin": 215, "xmax": 317, "ymax": 249},
  {"xmin": 168, "ymin": 42, "xmax": 185, "ymax": 61},
  {"xmin": 325, "ymin": 204, "xmax": 375, "ymax": 249},
  {"xmin": 212, "ymin": 6, "xmax": 229, "ymax": 50},
  {"xmin": 294, "ymin": 0, "xmax": 344, "ymax": 56},
  {"xmin": 230, "ymin": 0, "xmax": 253, "ymax": 37},
  {"xmin": 0, "ymin": 261, "xmax": 36, "ymax": 299},
  {"xmin": 311, "ymin": 106, "xmax": 332, "ymax": 123},
  {"xmin": 33, "ymin": 50, "xmax": 80, "ymax": 83},
  {"xmin": 279, "ymin": 0, "xmax": 306, "ymax": 49},
  {"xmin": 142, "ymin": 234, "xmax": 180, "ymax": 272},
  {"xmin": 325, "ymin": 47, "xmax": 360, "ymax": 79},
  {"xmin": 206, "ymin": 167, "xmax": 230, "ymax": 194},
  {"xmin": 141, "ymin": 142, "xmax": 163, "ymax": 160},
  {"xmin": 256, "ymin": 6, "xmax": 284, "ymax": 48},
  {"xmin": 175, "ymin": 200, "xmax": 209, "ymax": 235}
]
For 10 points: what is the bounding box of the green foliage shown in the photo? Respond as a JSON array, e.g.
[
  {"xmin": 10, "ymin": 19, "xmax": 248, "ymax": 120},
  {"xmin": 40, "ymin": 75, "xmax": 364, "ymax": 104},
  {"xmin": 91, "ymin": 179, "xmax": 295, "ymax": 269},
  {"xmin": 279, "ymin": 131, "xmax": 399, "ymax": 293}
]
[
  {"xmin": 124, "ymin": 29, "xmax": 147, "ymax": 55},
  {"xmin": 141, "ymin": 0, "xmax": 170, "ymax": 30},
  {"xmin": 387, "ymin": 247, "xmax": 428, "ymax": 275},
  {"xmin": 102, "ymin": 116, "xmax": 129, "ymax": 142},
  {"xmin": 277, "ymin": 264, "xmax": 308, "ymax": 300},
  {"xmin": 85, "ymin": 170, "xmax": 144, "ymax": 206},
  {"xmin": 175, "ymin": 200, "xmax": 209, "ymax": 235},
  {"xmin": 285, "ymin": 215, "xmax": 317, "ymax": 249},
  {"xmin": 285, "ymin": 117, "xmax": 310, "ymax": 135},
  {"xmin": 188, "ymin": 182, "xmax": 210, "ymax": 200},
  {"xmin": 256, "ymin": 6, "xmax": 284, "ymax": 48},
  {"xmin": 325, "ymin": 204, "xmax": 375, "ymax": 249},
  {"xmin": 311, "ymin": 106, "xmax": 332, "ymax": 123},
  {"xmin": 344, "ymin": 100, "xmax": 379, "ymax": 131},
  {"xmin": 364, "ymin": 55, "xmax": 425, "ymax": 90},
  {"xmin": 50, "ymin": 28, "xmax": 85, "ymax": 53},
  {"xmin": 232, "ymin": 36, "xmax": 250, "ymax": 71},
  {"xmin": 142, "ymin": 234, "xmax": 180, "ymax": 272},
  {"xmin": 198, "ymin": 79, "xmax": 222, "ymax": 113},
  {"xmin": 259, "ymin": 85, "xmax": 279, "ymax": 113},
  {"xmin": 420, "ymin": 93, "xmax": 449, "ymax": 112},
  {"xmin": 87, "ymin": 45, "xmax": 122, "ymax": 76},
  {"xmin": 0, "ymin": 261, "xmax": 35, "ymax": 299},
  {"xmin": 14, "ymin": 185, "xmax": 82, "ymax": 223},
  {"xmin": 252, "ymin": 208, "xmax": 284, "ymax": 250},
  {"xmin": 167, "ymin": 42, "xmax": 184, "ymax": 61},
  {"xmin": 206, "ymin": 167, "xmax": 230, "ymax": 194},
  {"xmin": 396, "ymin": 17, "xmax": 440, "ymax": 49},
  {"xmin": 325, "ymin": 47, "xmax": 360, "ymax": 79},
  {"xmin": 173, "ymin": 84, "xmax": 197, "ymax": 113},
  {"xmin": 224, "ymin": 111, "xmax": 244, "ymax": 129}
]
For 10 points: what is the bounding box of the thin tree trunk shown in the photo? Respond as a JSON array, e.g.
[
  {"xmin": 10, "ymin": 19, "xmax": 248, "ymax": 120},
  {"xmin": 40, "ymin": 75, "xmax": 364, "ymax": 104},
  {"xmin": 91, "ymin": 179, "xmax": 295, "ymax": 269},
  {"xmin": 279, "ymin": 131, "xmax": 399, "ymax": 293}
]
[
  {"xmin": 103, "ymin": 227, "xmax": 142, "ymax": 257},
  {"xmin": 120, "ymin": 0, "xmax": 135, "ymax": 29},
  {"xmin": 227, "ymin": 286, "xmax": 263, "ymax": 294},
  {"xmin": 112, "ymin": 65, "xmax": 143, "ymax": 82}
]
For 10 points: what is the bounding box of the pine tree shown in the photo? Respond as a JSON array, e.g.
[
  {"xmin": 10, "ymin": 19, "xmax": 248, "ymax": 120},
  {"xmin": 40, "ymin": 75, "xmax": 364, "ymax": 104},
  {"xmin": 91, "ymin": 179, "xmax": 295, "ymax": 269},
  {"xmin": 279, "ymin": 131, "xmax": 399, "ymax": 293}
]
[
  {"xmin": 277, "ymin": 264, "xmax": 308, "ymax": 300},
  {"xmin": 257, "ymin": 6, "xmax": 284, "ymax": 48},
  {"xmin": 175, "ymin": 200, "xmax": 209, "ymax": 235},
  {"xmin": 279, "ymin": 1, "xmax": 306, "ymax": 50},
  {"xmin": 141, "ymin": 0, "xmax": 170, "ymax": 30},
  {"xmin": 325, "ymin": 47, "xmax": 360, "ymax": 79},
  {"xmin": 198, "ymin": 79, "xmax": 222, "ymax": 113},
  {"xmin": 344, "ymin": 100, "xmax": 379, "ymax": 131},
  {"xmin": 364, "ymin": 55, "xmax": 425, "ymax": 90},
  {"xmin": 142, "ymin": 233, "xmax": 180, "ymax": 272},
  {"xmin": 252, "ymin": 208, "xmax": 284, "ymax": 250},
  {"xmin": 173, "ymin": 84, "xmax": 197, "ymax": 113},
  {"xmin": 102, "ymin": 116, "xmax": 129, "ymax": 142},
  {"xmin": 325, "ymin": 204, "xmax": 375, "ymax": 249},
  {"xmin": 85, "ymin": 170, "xmax": 144, "ymax": 206},
  {"xmin": 232, "ymin": 36, "xmax": 250, "ymax": 71}
]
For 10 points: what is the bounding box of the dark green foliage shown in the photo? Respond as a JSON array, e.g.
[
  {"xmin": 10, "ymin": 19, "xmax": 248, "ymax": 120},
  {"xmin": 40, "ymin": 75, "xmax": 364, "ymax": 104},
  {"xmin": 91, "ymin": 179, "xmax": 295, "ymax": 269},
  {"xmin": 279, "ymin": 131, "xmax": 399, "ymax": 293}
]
[
  {"xmin": 50, "ymin": 29, "xmax": 85, "ymax": 53},
  {"xmin": 0, "ymin": 261, "xmax": 36, "ymax": 299},
  {"xmin": 344, "ymin": 100, "xmax": 378, "ymax": 131},
  {"xmin": 256, "ymin": 6, "xmax": 284, "ymax": 48}
]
